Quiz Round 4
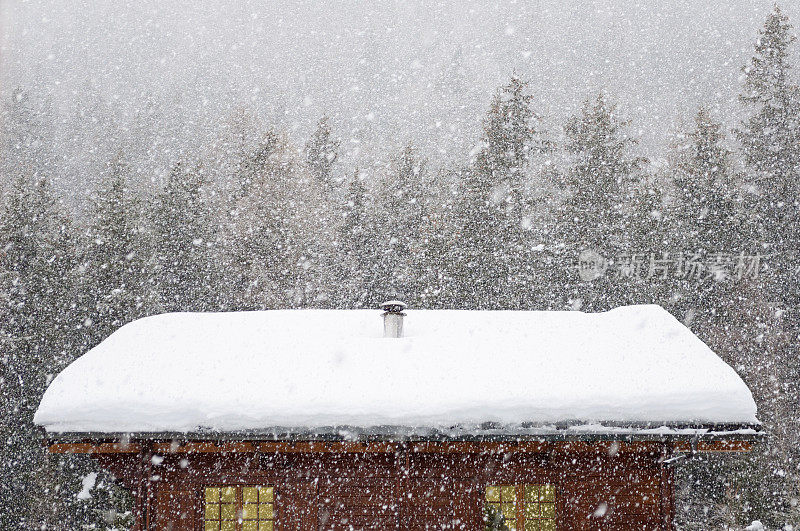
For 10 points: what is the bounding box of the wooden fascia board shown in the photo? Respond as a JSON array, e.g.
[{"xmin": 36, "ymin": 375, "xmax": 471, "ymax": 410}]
[
  {"xmin": 672, "ymin": 439, "xmax": 752, "ymax": 453},
  {"xmin": 48, "ymin": 442, "xmax": 141, "ymax": 454},
  {"xmin": 46, "ymin": 439, "xmax": 753, "ymax": 455}
]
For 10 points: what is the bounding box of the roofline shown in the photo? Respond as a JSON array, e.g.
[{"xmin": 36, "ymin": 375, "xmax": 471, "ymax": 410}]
[{"xmin": 40, "ymin": 422, "xmax": 765, "ymax": 444}]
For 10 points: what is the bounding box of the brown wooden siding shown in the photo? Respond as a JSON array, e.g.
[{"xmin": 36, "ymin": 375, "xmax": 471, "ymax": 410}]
[{"xmin": 92, "ymin": 442, "xmax": 677, "ymax": 530}]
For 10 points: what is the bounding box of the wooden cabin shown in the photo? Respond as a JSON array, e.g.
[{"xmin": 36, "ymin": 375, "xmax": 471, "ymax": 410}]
[{"xmin": 35, "ymin": 304, "xmax": 761, "ymax": 530}]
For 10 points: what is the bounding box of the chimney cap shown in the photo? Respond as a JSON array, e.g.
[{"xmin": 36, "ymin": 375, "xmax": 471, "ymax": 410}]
[{"xmin": 381, "ymin": 300, "xmax": 407, "ymax": 314}]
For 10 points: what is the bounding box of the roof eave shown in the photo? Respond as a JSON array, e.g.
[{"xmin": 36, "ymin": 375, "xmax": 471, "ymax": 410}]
[{"xmin": 40, "ymin": 421, "xmax": 765, "ymax": 445}]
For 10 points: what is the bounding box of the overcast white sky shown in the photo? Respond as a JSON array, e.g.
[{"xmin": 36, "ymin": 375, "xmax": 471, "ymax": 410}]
[{"xmin": 2, "ymin": 0, "xmax": 799, "ymax": 172}]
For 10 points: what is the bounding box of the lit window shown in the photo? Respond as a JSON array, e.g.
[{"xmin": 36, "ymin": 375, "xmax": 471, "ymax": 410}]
[
  {"xmin": 204, "ymin": 485, "xmax": 275, "ymax": 531},
  {"xmin": 485, "ymin": 483, "xmax": 556, "ymax": 530}
]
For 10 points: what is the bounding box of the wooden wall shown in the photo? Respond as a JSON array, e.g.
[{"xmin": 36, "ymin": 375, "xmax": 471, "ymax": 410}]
[{"xmin": 96, "ymin": 442, "xmax": 674, "ymax": 530}]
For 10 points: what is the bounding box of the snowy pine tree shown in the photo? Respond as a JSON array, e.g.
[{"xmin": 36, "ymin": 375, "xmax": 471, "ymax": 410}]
[
  {"xmin": 452, "ymin": 77, "xmax": 548, "ymax": 309},
  {"xmin": 374, "ymin": 144, "xmax": 429, "ymax": 304},
  {"xmin": 736, "ymin": 5, "xmax": 800, "ymax": 305},
  {"xmin": 305, "ymin": 116, "xmax": 340, "ymax": 189},
  {"xmin": 150, "ymin": 161, "xmax": 217, "ymax": 312},
  {"xmin": 671, "ymin": 108, "xmax": 742, "ymax": 254},
  {"xmin": 222, "ymin": 134, "xmax": 324, "ymax": 309},
  {"xmin": 333, "ymin": 169, "xmax": 381, "ymax": 308},
  {"xmin": 0, "ymin": 88, "xmax": 59, "ymax": 181},
  {"xmin": 0, "ymin": 173, "xmax": 81, "ymax": 528},
  {"xmin": 557, "ymin": 94, "xmax": 647, "ymax": 310},
  {"xmin": 484, "ymin": 505, "xmax": 510, "ymax": 531},
  {"xmin": 79, "ymin": 155, "xmax": 147, "ymax": 344}
]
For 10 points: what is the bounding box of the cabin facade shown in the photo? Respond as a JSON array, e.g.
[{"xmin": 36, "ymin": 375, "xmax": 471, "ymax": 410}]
[{"xmin": 36, "ymin": 304, "xmax": 761, "ymax": 530}]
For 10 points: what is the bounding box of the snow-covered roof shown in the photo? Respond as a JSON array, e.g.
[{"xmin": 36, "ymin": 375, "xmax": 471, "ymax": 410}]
[{"xmin": 34, "ymin": 305, "xmax": 759, "ymax": 436}]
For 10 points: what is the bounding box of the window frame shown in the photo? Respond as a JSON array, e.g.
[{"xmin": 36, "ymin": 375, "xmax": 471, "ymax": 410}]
[
  {"xmin": 201, "ymin": 484, "xmax": 277, "ymax": 531},
  {"xmin": 484, "ymin": 482, "xmax": 557, "ymax": 530}
]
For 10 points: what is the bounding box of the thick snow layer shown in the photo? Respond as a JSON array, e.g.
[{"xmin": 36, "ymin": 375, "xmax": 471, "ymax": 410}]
[{"xmin": 34, "ymin": 305, "xmax": 758, "ymax": 433}]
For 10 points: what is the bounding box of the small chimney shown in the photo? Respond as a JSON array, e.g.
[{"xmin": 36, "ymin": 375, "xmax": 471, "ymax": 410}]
[{"xmin": 381, "ymin": 300, "xmax": 407, "ymax": 338}]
